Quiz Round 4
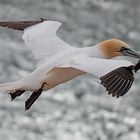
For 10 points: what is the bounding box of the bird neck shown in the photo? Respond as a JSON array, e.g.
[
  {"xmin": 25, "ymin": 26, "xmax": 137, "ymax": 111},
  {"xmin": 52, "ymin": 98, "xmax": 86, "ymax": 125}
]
[{"xmin": 82, "ymin": 45, "xmax": 104, "ymax": 58}]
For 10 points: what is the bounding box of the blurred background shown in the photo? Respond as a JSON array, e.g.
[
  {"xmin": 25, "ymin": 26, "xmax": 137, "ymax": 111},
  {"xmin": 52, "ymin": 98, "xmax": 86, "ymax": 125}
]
[{"xmin": 0, "ymin": 0, "xmax": 140, "ymax": 140}]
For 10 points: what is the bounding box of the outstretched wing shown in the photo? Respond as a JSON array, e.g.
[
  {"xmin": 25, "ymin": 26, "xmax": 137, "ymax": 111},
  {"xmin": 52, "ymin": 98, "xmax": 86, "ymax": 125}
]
[
  {"xmin": 22, "ymin": 20, "xmax": 73, "ymax": 65},
  {"xmin": 60, "ymin": 57, "xmax": 134, "ymax": 97},
  {"xmin": 0, "ymin": 20, "xmax": 44, "ymax": 31},
  {"xmin": 0, "ymin": 20, "xmax": 73, "ymax": 65},
  {"xmin": 100, "ymin": 66, "xmax": 134, "ymax": 98}
]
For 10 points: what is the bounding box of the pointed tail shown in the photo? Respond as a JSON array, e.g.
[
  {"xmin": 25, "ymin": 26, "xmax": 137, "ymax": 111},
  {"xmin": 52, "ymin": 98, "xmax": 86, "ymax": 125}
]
[{"xmin": 0, "ymin": 81, "xmax": 24, "ymax": 92}]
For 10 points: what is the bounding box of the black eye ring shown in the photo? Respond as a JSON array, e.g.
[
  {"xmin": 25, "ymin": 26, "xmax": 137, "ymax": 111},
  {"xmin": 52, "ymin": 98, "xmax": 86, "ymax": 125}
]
[{"xmin": 119, "ymin": 47, "xmax": 129, "ymax": 52}]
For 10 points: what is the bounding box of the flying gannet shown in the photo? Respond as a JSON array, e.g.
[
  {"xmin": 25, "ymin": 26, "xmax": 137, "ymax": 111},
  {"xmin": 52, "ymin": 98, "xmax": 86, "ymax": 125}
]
[{"xmin": 0, "ymin": 19, "xmax": 140, "ymax": 110}]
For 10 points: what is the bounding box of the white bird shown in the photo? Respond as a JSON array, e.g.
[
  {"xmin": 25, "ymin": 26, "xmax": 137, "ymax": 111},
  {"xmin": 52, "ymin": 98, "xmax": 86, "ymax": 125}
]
[{"xmin": 0, "ymin": 19, "xmax": 140, "ymax": 110}]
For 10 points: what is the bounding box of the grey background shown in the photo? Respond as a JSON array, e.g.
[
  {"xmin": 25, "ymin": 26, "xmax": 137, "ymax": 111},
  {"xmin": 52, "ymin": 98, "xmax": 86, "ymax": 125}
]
[{"xmin": 0, "ymin": 0, "xmax": 140, "ymax": 140}]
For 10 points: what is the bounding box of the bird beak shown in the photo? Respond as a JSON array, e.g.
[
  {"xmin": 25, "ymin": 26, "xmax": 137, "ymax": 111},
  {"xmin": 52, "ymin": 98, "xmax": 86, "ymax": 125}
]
[{"xmin": 120, "ymin": 47, "xmax": 140, "ymax": 59}]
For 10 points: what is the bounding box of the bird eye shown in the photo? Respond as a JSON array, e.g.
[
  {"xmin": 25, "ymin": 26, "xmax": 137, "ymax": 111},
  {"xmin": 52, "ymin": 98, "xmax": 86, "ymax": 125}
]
[{"xmin": 119, "ymin": 47, "xmax": 129, "ymax": 52}]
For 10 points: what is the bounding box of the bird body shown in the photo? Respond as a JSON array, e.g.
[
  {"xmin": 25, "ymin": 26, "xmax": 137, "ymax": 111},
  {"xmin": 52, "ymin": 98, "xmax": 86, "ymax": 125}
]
[{"xmin": 0, "ymin": 19, "xmax": 140, "ymax": 110}]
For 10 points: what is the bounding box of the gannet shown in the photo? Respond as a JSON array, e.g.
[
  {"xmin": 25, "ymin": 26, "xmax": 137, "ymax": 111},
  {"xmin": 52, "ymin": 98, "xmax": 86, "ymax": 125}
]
[{"xmin": 0, "ymin": 19, "xmax": 140, "ymax": 110}]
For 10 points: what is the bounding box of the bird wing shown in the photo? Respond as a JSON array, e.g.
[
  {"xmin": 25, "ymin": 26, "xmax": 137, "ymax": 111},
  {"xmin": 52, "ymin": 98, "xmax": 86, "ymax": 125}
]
[
  {"xmin": 22, "ymin": 20, "xmax": 73, "ymax": 64},
  {"xmin": 0, "ymin": 20, "xmax": 44, "ymax": 31},
  {"xmin": 100, "ymin": 66, "xmax": 134, "ymax": 98},
  {"xmin": 59, "ymin": 57, "xmax": 134, "ymax": 97},
  {"xmin": 0, "ymin": 20, "xmax": 73, "ymax": 65}
]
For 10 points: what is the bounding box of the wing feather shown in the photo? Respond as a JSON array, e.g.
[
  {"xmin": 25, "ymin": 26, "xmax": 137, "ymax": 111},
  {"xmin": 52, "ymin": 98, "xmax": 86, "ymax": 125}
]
[
  {"xmin": 60, "ymin": 57, "xmax": 134, "ymax": 97},
  {"xmin": 100, "ymin": 66, "xmax": 134, "ymax": 98},
  {"xmin": 22, "ymin": 21, "xmax": 73, "ymax": 65},
  {"xmin": 0, "ymin": 20, "xmax": 44, "ymax": 31},
  {"xmin": 1, "ymin": 20, "xmax": 73, "ymax": 65}
]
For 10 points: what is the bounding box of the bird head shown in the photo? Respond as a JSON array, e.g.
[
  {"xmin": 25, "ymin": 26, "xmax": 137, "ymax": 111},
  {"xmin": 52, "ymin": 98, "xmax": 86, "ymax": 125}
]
[{"xmin": 98, "ymin": 39, "xmax": 140, "ymax": 59}]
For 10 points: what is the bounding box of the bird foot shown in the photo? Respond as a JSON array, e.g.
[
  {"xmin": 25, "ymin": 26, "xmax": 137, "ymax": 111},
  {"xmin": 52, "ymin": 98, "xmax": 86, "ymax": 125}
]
[
  {"xmin": 9, "ymin": 90, "xmax": 25, "ymax": 101},
  {"xmin": 25, "ymin": 83, "xmax": 45, "ymax": 111}
]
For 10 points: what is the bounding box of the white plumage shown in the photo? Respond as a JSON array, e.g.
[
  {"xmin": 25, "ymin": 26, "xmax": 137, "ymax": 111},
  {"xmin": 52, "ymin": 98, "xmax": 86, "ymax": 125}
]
[
  {"xmin": 0, "ymin": 21, "xmax": 134, "ymax": 91},
  {"xmin": 0, "ymin": 20, "xmax": 139, "ymax": 110}
]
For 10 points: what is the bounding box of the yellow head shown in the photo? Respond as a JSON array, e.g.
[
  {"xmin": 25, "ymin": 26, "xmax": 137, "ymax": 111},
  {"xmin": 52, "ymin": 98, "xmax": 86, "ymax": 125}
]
[{"xmin": 98, "ymin": 39, "xmax": 140, "ymax": 59}]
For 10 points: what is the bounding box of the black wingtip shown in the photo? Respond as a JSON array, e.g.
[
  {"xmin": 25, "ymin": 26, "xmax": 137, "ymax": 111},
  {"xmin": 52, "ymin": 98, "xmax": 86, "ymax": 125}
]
[
  {"xmin": 0, "ymin": 20, "xmax": 46, "ymax": 31},
  {"xmin": 100, "ymin": 66, "xmax": 134, "ymax": 98},
  {"xmin": 116, "ymin": 95, "xmax": 120, "ymax": 98}
]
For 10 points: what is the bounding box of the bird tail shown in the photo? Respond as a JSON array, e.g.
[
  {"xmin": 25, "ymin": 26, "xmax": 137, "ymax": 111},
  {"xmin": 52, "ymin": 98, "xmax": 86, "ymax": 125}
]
[{"xmin": 0, "ymin": 80, "xmax": 24, "ymax": 92}]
